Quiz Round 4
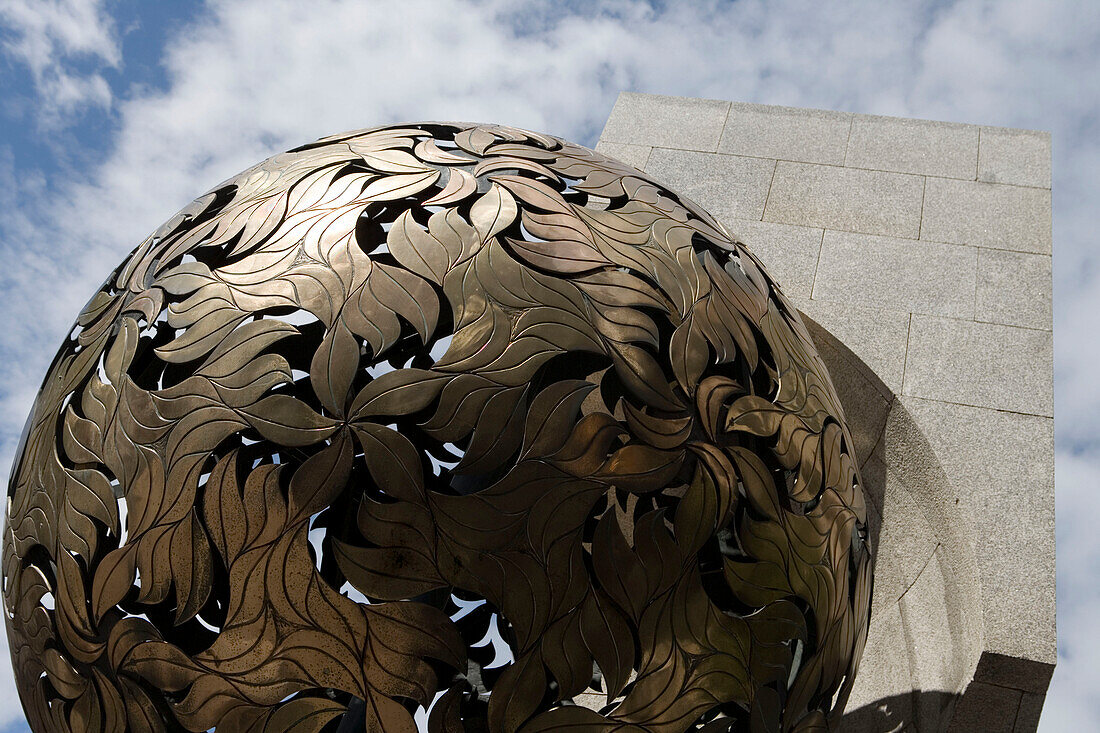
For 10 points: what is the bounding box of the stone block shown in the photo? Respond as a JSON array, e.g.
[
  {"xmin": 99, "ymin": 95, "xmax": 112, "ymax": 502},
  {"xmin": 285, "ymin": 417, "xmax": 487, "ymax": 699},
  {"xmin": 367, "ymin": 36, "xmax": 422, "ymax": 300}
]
[
  {"xmin": 975, "ymin": 249, "xmax": 1052, "ymax": 329},
  {"xmin": 600, "ymin": 92, "xmax": 729, "ymax": 152},
  {"xmin": 718, "ymin": 102, "xmax": 851, "ymax": 165},
  {"xmin": 881, "ymin": 401, "xmax": 984, "ymax": 627},
  {"xmin": 724, "ymin": 219, "xmax": 822, "ymax": 297},
  {"xmin": 593, "ymin": 141, "xmax": 651, "ymax": 169},
  {"xmin": 644, "ymin": 148, "xmax": 775, "ymax": 221},
  {"xmin": 764, "ymin": 161, "xmax": 924, "ymax": 238},
  {"xmin": 847, "ymin": 114, "xmax": 978, "ymax": 179},
  {"xmin": 902, "ymin": 398, "xmax": 1056, "ymax": 667},
  {"xmin": 900, "ymin": 549, "xmax": 975, "ymax": 726},
  {"xmin": 872, "ymin": 468, "xmax": 939, "ymax": 612},
  {"xmin": 947, "ymin": 682, "xmax": 1021, "ymax": 733},
  {"xmin": 874, "ymin": 400, "xmax": 987, "ymax": 728},
  {"xmin": 979, "ymin": 127, "xmax": 1051, "ymax": 189},
  {"xmin": 793, "ymin": 297, "xmax": 910, "ymax": 395},
  {"xmin": 903, "ymin": 315, "xmax": 1053, "ymax": 416},
  {"xmin": 813, "ymin": 231, "xmax": 977, "ymax": 318},
  {"xmin": 844, "ymin": 604, "xmax": 915, "ymax": 729},
  {"xmin": 920, "ymin": 178, "xmax": 1052, "ymax": 254}
]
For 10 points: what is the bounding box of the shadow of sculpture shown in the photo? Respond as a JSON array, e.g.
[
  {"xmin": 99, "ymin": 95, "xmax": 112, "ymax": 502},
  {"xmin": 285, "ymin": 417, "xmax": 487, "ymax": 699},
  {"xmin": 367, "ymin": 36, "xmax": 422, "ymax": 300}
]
[
  {"xmin": 798, "ymin": 314, "xmax": 985, "ymax": 733},
  {"xmin": 843, "ymin": 691, "xmax": 963, "ymax": 733}
]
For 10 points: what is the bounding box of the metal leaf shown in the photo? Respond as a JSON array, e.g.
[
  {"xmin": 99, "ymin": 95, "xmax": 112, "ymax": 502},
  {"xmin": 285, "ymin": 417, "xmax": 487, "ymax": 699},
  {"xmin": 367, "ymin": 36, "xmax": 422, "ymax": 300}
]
[
  {"xmin": 352, "ymin": 423, "xmax": 424, "ymax": 502},
  {"xmin": 361, "ymin": 169, "xmax": 440, "ymax": 202},
  {"xmin": 469, "ymin": 183, "xmax": 518, "ymax": 243},
  {"xmin": 240, "ymin": 395, "xmax": 340, "ymax": 446}
]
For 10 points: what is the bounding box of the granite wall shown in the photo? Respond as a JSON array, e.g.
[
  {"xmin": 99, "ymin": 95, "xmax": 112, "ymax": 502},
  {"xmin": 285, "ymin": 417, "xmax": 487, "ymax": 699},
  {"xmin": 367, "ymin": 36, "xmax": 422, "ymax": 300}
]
[{"xmin": 597, "ymin": 93, "xmax": 1055, "ymax": 732}]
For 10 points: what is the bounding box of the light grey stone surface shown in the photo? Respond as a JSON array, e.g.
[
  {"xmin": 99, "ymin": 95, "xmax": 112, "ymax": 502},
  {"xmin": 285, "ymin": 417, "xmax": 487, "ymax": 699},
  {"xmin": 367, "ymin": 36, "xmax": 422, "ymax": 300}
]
[
  {"xmin": 718, "ymin": 102, "xmax": 851, "ymax": 164},
  {"xmin": 903, "ymin": 315, "xmax": 1053, "ymax": 416},
  {"xmin": 793, "ymin": 297, "xmax": 910, "ymax": 395},
  {"xmin": 872, "ymin": 466, "xmax": 940, "ymax": 610},
  {"xmin": 902, "ymin": 397, "xmax": 1057, "ymax": 666},
  {"xmin": 592, "ymin": 141, "xmax": 651, "ymax": 169},
  {"xmin": 597, "ymin": 92, "xmax": 1055, "ymax": 731},
  {"xmin": 813, "ymin": 231, "xmax": 977, "ymax": 318},
  {"xmin": 921, "ymin": 177, "xmax": 1052, "ymax": 254},
  {"xmin": 980, "ymin": 127, "xmax": 1052, "ymax": 189},
  {"xmin": 976, "ymin": 248, "xmax": 1053, "ymax": 329},
  {"xmin": 846, "ymin": 115, "xmax": 979, "ymax": 179},
  {"xmin": 643, "ymin": 148, "xmax": 774, "ymax": 221},
  {"xmin": 881, "ymin": 399, "xmax": 987, "ymax": 714},
  {"xmin": 900, "ymin": 549, "xmax": 977, "ymax": 727},
  {"xmin": 818, "ymin": 328, "xmax": 984, "ymax": 732},
  {"xmin": 845, "ymin": 605, "xmax": 914, "ymax": 722},
  {"xmin": 764, "ymin": 161, "xmax": 925, "ymax": 238},
  {"xmin": 725, "ymin": 219, "xmax": 822, "ymax": 297},
  {"xmin": 600, "ymin": 92, "xmax": 729, "ymax": 151},
  {"xmin": 880, "ymin": 400, "xmax": 985, "ymax": 621}
]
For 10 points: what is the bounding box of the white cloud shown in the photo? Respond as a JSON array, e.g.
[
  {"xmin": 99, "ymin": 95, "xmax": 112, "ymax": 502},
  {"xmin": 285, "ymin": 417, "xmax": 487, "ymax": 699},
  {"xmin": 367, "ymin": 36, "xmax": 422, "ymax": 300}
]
[
  {"xmin": 1040, "ymin": 448, "xmax": 1100, "ymax": 728},
  {"xmin": 0, "ymin": 0, "xmax": 119, "ymax": 126},
  {"xmin": 0, "ymin": 0, "xmax": 1097, "ymax": 729}
]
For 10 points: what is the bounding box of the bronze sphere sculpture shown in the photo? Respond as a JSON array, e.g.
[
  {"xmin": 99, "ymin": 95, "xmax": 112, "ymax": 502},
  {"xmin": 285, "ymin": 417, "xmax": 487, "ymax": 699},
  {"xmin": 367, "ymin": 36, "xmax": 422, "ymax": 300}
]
[{"xmin": 4, "ymin": 123, "xmax": 871, "ymax": 732}]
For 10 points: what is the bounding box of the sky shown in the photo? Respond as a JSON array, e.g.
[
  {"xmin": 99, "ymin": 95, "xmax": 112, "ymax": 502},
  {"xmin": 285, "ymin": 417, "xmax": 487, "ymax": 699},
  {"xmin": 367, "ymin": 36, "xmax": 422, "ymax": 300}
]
[{"xmin": 0, "ymin": 0, "xmax": 1096, "ymax": 731}]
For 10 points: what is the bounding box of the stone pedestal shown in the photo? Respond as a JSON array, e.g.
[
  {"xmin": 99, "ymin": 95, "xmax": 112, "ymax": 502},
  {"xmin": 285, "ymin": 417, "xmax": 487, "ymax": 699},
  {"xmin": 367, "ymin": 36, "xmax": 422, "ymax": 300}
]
[{"xmin": 598, "ymin": 93, "xmax": 1055, "ymax": 731}]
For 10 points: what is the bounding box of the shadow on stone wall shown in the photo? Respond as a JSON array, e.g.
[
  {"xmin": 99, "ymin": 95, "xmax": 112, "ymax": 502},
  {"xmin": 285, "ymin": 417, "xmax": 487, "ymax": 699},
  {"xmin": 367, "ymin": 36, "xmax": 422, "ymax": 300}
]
[
  {"xmin": 843, "ymin": 691, "xmax": 962, "ymax": 732},
  {"xmin": 799, "ymin": 312, "xmax": 986, "ymax": 733}
]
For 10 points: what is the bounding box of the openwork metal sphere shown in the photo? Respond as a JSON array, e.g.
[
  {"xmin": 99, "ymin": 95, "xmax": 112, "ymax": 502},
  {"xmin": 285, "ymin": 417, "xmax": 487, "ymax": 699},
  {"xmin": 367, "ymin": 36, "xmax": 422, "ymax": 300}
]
[{"xmin": 4, "ymin": 123, "xmax": 871, "ymax": 732}]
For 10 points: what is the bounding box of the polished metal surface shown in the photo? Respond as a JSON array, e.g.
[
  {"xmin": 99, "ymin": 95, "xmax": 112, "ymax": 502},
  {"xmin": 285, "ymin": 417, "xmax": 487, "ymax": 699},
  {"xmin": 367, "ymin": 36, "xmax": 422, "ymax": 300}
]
[{"xmin": 3, "ymin": 122, "xmax": 871, "ymax": 732}]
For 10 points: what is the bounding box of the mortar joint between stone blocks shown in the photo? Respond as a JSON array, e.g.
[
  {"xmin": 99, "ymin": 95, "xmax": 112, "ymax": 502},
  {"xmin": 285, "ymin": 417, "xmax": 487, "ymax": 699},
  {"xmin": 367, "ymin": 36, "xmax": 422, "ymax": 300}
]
[
  {"xmin": 976, "ymin": 127, "xmax": 982, "ymax": 182},
  {"xmin": 917, "ymin": 176, "xmax": 927, "ymax": 240},
  {"xmin": 810, "ymin": 228, "xmax": 826, "ymax": 299},
  {"xmin": 901, "ymin": 312, "xmax": 913, "ymax": 395},
  {"xmin": 713, "ymin": 102, "xmax": 733, "ymax": 153},
  {"xmin": 843, "ymin": 116, "xmax": 853, "ymax": 166},
  {"xmin": 761, "ymin": 159, "xmax": 778, "ymax": 222}
]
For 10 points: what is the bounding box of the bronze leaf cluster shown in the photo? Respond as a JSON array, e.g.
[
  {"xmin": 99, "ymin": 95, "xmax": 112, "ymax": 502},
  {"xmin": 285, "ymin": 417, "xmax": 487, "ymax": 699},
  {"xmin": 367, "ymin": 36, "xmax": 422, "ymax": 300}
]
[{"xmin": 3, "ymin": 122, "xmax": 871, "ymax": 733}]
